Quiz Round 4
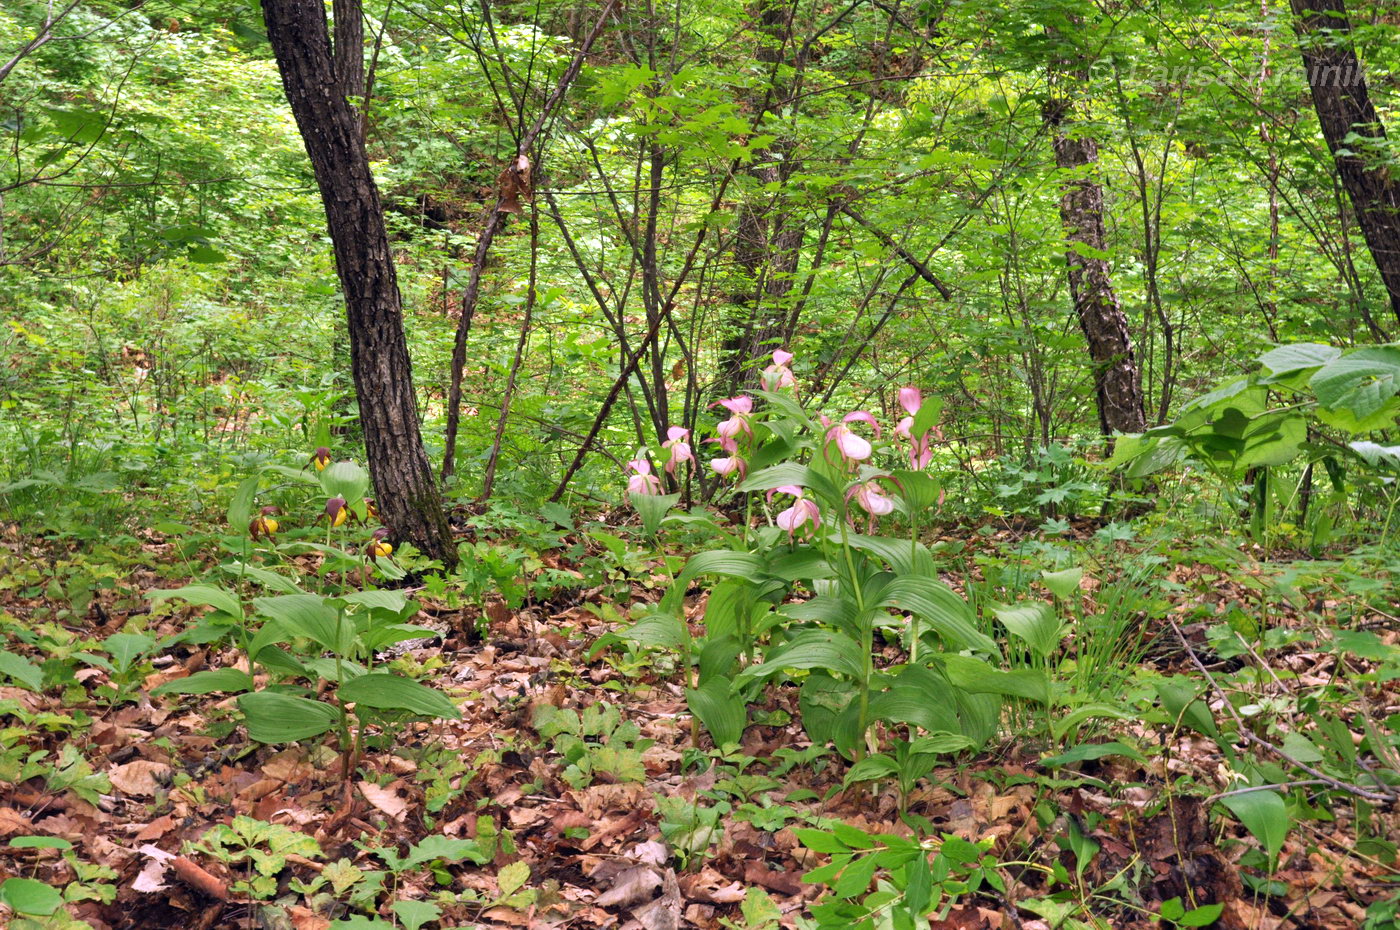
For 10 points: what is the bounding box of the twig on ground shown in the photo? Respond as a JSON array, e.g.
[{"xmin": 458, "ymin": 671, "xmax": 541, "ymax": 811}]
[{"xmin": 1169, "ymin": 618, "xmax": 1397, "ymax": 804}]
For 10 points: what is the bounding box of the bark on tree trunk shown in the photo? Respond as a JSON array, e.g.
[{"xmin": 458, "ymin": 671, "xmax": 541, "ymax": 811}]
[
  {"xmin": 719, "ymin": 0, "xmax": 802, "ymax": 389},
  {"xmin": 1044, "ymin": 96, "xmax": 1147, "ymax": 439},
  {"xmin": 1290, "ymin": 0, "xmax": 1400, "ymax": 325},
  {"xmin": 262, "ymin": 0, "xmax": 458, "ymax": 569}
]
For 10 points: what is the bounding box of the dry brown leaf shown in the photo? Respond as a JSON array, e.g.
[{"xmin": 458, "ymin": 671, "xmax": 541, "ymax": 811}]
[
  {"xmin": 595, "ymin": 865, "xmax": 662, "ymax": 908},
  {"xmin": 289, "ymin": 906, "xmax": 332, "ymax": 930},
  {"xmin": 0, "ymin": 807, "xmax": 35, "ymax": 835},
  {"xmin": 134, "ymin": 814, "xmax": 176, "ymax": 841},
  {"xmin": 109, "ymin": 760, "xmax": 172, "ymax": 797},
  {"xmin": 629, "ymin": 868, "xmax": 681, "ymax": 930},
  {"xmin": 358, "ymin": 780, "xmax": 409, "ymax": 821}
]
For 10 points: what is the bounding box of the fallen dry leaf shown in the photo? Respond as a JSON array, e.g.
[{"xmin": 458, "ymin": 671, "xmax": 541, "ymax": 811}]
[
  {"xmin": 358, "ymin": 780, "xmax": 409, "ymax": 821},
  {"xmin": 596, "ymin": 865, "xmax": 662, "ymax": 908},
  {"xmin": 108, "ymin": 760, "xmax": 172, "ymax": 797}
]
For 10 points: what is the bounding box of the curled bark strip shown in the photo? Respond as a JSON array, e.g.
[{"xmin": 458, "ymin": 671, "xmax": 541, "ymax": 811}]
[{"xmin": 171, "ymin": 856, "xmax": 229, "ymax": 901}]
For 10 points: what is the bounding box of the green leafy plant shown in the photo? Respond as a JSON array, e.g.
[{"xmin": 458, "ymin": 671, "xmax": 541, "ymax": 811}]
[{"xmin": 189, "ymin": 816, "xmax": 324, "ymax": 900}]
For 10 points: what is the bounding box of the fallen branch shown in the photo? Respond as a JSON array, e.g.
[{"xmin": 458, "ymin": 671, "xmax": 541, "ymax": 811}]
[{"xmin": 1169, "ymin": 618, "xmax": 1396, "ymax": 804}]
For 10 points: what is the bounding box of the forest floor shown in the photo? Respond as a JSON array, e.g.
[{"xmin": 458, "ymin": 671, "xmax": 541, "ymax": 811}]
[{"xmin": 0, "ymin": 518, "xmax": 1396, "ymax": 930}]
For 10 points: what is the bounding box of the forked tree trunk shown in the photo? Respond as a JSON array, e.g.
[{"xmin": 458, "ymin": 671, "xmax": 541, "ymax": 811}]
[
  {"xmin": 262, "ymin": 0, "xmax": 458, "ymax": 568},
  {"xmin": 1290, "ymin": 0, "xmax": 1400, "ymax": 325}
]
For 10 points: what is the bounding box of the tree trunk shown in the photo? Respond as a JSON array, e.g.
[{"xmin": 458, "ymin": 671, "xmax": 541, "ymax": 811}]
[
  {"xmin": 1290, "ymin": 0, "xmax": 1400, "ymax": 325},
  {"xmin": 1044, "ymin": 93, "xmax": 1147, "ymax": 439},
  {"xmin": 719, "ymin": 0, "xmax": 802, "ymax": 390},
  {"xmin": 262, "ymin": 0, "xmax": 458, "ymax": 569}
]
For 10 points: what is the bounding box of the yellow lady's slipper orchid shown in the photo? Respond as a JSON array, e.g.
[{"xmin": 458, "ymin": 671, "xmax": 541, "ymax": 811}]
[
  {"xmin": 309, "ymin": 446, "xmax": 332, "ymax": 471},
  {"xmin": 249, "ymin": 506, "xmax": 280, "ymax": 540},
  {"xmin": 369, "ymin": 540, "xmax": 392, "ymax": 558},
  {"xmin": 325, "ymin": 496, "xmax": 348, "ymax": 527}
]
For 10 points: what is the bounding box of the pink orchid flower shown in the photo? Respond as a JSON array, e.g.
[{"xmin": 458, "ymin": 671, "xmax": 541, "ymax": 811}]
[
  {"xmin": 718, "ymin": 396, "xmax": 753, "ymax": 417},
  {"xmin": 768, "ymin": 484, "xmax": 820, "ymax": 539},
  {"xmin": 826, "ymin": 410, "xmax": 878, "ymax": 466},
  {"xmin": 707, "ymin": 435, "xmax": 739, "ymax": 455},
  {"xmin": 662, "ymin": 426, "xmax": 693, "ymax": 475},
  {"xmin": 710, "ymin": 454, "xmax": 746, "ymax": 478},
  {"xmin": 893, "ymin": 386, "xmax": 940, "ymax": 469},
  {"xmin": 626, "ymin": 458, "xmax": 662, "ymax": 496},
  {"xmin": 761, "ymin": 350, "xmax": 796, "ymax": 390},
  {"xmin": 851, "ymin": 480, "xmax": 895, "ymax": 517}
]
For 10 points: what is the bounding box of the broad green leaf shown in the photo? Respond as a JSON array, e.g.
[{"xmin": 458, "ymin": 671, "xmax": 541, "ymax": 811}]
[
  {"xmin": 686, "ymin": 677, "xmax": 746, "ymax": 747},
  {"xmin": 843, "ymin": 754, "xmax": 900, "ymax": 786},
  {"xmin": 0, "ymin": 650, "xmax": 43, "ymax": 690},
  {"xmin": 238, "ymin": 691, "xmax": 342, "ymax": 743},
  {"xmin": 151, "ymin": 668, "xmax": 255, "ymax": 696},
  {"xmin": 149, "ymin": 584, "xmax": 243, "ymax": 619},
  {"xmin": 993, "ymin": 602, "xmax": 1064, "ymax": 659},
  {"xmin": 736, "ymin": 462, "xmax": 810, "ymax": 493},
  {"xmin": 338, "ymin": 673, "xmax": 460, "ymax": 719},
  {"xmin": 1051, "ymin": 703, "xmax": 1138, "ymax": 740},
  {"xmin": 9, "ymin": 836, "xmax": 71, "ymax": 849},
  {"xmin": 795, "ymin": 827, "xmax": 851, "ymax": 853},
  {"xmin": 497, "ymin": 859, "xmax": 531, "ymax": 898},
  {"xmin": 319, "ymin": 460, "xmax": 370, "ymax": 504},
  {"xmin": 390, "ymin": 900, "xmax": 441, "ymax": 930},
  {"xmin": 891, "ymin": 469, "xmax": 942, "ymax": 513},
  {"xmin": 908, "ymin": 732, "xmax": 976, "ymax": 754},
  {"xmin": 103, "ymin": 632, "xmax": 155, "ymax": 673},
  {"xmin": 1040, "ymin": 741, "xmax": 1145, "ymax": 767},
  {"xmin": 0, "ymin": 876, "xmax": 64, "ymax": 915},
  {"xmin": 341, "ymin": 590, "xmax": 411, "ymax": 616},
  {"xmin": 943, "ymin": 655, "xmax": 1049, "ymax": 703},
  {"xmin": 677, "ymin": 549, "xmax": 767, "ymax": 587},
  {"xmin": 224, "ymin": 563, "xmax": 302, "ymax": 594},
  {"xmin": 1257, "ymin": 343, "xmax": 1340, "ymax": 378},
  {"xmin": 1349, "ymin": 441, "xmax": 1400, "ymax": 469},
  {"xmin": 1309, "ymin": 347, "xmax": 1400, "ymax": 423},
  {"xmin": 400, "ymin": 833, "xmax": 490, "ymax": 869},
  {"xmin": 226, "ymin": 474, "xmax": 261, "ymax": 531},
  {"xmin": 631, "ymin": 491, "xmax": 679, "ymax": 537},
  {"xmin": 254, "ymin": 595, "xmax": 350, "ymax": 654},
  {"xmin": 1181, "ymin": 902, "xmax": 1225, "ymax": 927},
  {"xmin": 739, "ymin": 631, "xmax": 865, "ymax": 682},
  {"xmin": 616, "ymin": 613, "xmax": 686, "ymax": 650},
  {"xmin": 1040, "ymin": 568, "xmax": 1083, "ymax": 601},
  {"xmin": 878, "ymin": 576, "xmax": 996, "ymax": 654},
  {"xmin": 1221, "ymin": 789, "xmax": 1290, "ymax": 866},
  {"xmin": 1154, "ymin": 678, "xmax": 1218, "ymax": 739}
]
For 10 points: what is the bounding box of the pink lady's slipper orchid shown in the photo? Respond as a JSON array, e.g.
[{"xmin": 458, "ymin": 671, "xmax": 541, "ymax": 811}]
[
  {"xmin": 894, "ymin": 386, "xmax": 939, "ymax": 469},
  {"xmin": 851, "ymin": 480, "xmax": 895, "ymax": 517},
  {"xmin": 768, "ymin": 485, "xmax": 821, "ymax": 540},
  {"xmin": 710, "ymin": 454, "xmax": 745, "ymax": 478},
  {"xmin": 827, "ymin": 411, "xmax": 879, "ymax": 466},
  {"xmin": 627, "ymin": 458, "xmax": 662, "ymax": 495},
  {"xmin": 761, "ymin": 350, "xmax": 796, "ymax": 391},
  {"xmin": 714, "ymin": 395, "xmax": 754, "ymax": 442},
  {"xmin": 662, "ymin": 426, "xmax": 694, "ymax": 475}
]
